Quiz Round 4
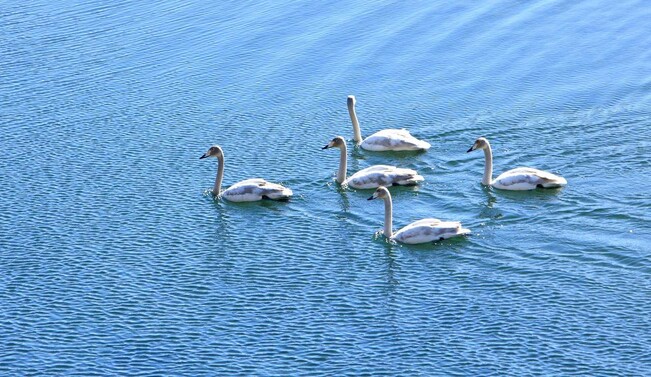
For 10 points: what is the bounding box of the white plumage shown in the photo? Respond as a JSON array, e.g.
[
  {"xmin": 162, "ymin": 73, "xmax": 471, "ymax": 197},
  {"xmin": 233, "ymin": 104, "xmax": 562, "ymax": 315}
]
[
  {"xmin": 323, "ymin": 136, "xmax": 424, "ymax": 189},
  {"xmin": 491, "ymin": 167, "xmax": 567, "ymax": 190},
  {"xmin": 467, "ymin": 137, "xmax": 567, "ymax": 191},
  {"xmin": 360, "ymin": 128, "xmax": 432, "ymax": 152},
  {"xmin": 200, "ymin": 146, "xmax": 293, "ymax": 202},
  {"xmin": 219, "ymin": 178, "xmax": 293, "ymax": 202},
  {"xmin": 348, "ymin": 95, "xmax": 431, "ymax": 152},
  {"xmin": 368, "ymin": 187, "xmax": 471, "ymax": 244}
]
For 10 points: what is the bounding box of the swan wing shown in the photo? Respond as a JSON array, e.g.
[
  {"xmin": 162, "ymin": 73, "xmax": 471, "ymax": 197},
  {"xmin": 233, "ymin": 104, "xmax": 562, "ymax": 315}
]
[
  {"xmin": 346, "ymin": 166, "xmax": 424, "ymax": 189},
  {"xmin": 403, "ymin": 218, "xmax": 443, "ymax": 227},
  {"xmin": 374, "ymin": 128, "xmax": 412, "ymax": 137},
  {"xmin": 223, "ymin": 179, "xmax": 293, "ymax": 202},
  {"xmin": 493, "ymin": 167, "xmax": 567, "ymax": 190},
  {"xmin": 355, "ymin": 165, "xmax": 397, "ymax": 174},
  {"xmin": 230, "ymin": 178, "xmax": 268, "ymax": 186},
  {"xmin": 385, "ymin": 167, "xmax": 425, "ymax": 186},
  {"xmin": 393, "ymin": 219, "xmax": 471, "ymax": 244},
  {"xmin": 361, "ymin": 129, "xmax": 430, "ymax": 151},
  {"xmin": 257, "ymin": 182, "xmax": 293, "ymax": 200}
]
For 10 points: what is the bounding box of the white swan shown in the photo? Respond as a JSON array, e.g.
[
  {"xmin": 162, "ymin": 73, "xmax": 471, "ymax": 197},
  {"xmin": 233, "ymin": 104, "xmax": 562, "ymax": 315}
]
[
  {"xmin": 322, "ymin": 136, "xmax": 424, "ymax": 189},
  {"xmin": 200, "ymin": 145, "xmax": 293, "ymax": 202},
  {"xmin": 467, "ymin": 137, "xmax": 567, "ymax": 190},
  {"xmin": 348, "ymin": 95, "xmax": 431, "ymax": 151},
  {"xmin": 368, "ymin": 186, "xmax": 471, "ymax": 244}
]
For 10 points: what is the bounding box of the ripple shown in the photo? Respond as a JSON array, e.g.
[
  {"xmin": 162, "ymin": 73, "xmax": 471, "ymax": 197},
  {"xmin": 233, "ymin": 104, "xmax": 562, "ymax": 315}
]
[{"xmin": 2, "ymin": 0, "xmax": 651, "ymax": 375}]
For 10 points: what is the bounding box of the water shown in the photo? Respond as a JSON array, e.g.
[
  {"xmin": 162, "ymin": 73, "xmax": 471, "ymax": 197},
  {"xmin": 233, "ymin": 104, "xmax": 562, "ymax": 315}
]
[{"xmin": 1, "ymin": 0, "xmax": 650, "ymax": 375}]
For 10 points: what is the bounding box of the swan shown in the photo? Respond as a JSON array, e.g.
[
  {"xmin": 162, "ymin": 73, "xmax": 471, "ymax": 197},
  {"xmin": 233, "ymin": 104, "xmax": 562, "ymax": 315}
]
[
  {"xmin": 200, "ymin": 145, "xmax": 293, "ymax": 202},
  {"xmin": 467, "ymin": 137, "xmax": 567, "ymax": 190},
  {"xmin": 368, "ymin": 186, "xmax": 471, "ymax": 244},
  {"xmin": 322, "ymin": 136, "xmax": 424, "ymax": 189},
  {"xmin": 347, "ymin": 95, "xmax": 431, "ymax": 151}
]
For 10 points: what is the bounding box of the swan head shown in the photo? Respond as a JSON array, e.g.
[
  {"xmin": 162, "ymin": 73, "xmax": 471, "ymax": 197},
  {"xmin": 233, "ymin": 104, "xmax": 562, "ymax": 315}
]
[
  {"xmin": 347, "ymin": 95, "xmax": 356, "ymax": 108},
  {"xmin": 368, "ymin": 186, "xmax": 391, "ymax": 201},
  {"xmin": 467, "ymin": 137, "xmax": 489, "ymax": 153},
  {"xmin": 199, "ymin": 145, "xmax": 224, "ymax": 159},
  {"xmin": 322, "ymin": 136, "xmax": 346, "ymax": 150}
]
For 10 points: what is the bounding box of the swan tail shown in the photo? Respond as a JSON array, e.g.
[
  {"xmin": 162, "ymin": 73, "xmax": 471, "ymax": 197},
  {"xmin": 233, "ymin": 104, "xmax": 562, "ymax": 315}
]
[
  {"xmin": 445, "ymin": 221, "xmax": 471, "ymax": 235},
  {"xmin": 438, "ymin": 226, "xmax": 471, "ymax": 240},
  {"xmin": 540, "ymin": 175, "xmax": 567, "ymax": 188},
  {"xmin": 456, "ymin": 227, "xmax": 472, "ymax": 236},
  {"xmin": 413, "ymin": 139, "xmax": 431, "ymax": 150},
  {"xmin": 395, "ymin": 174, "xmax": 424, "ymax": 186},
  {"xmin": 264, "ymin": 187, "xmax": 293, "ymax": 200}
]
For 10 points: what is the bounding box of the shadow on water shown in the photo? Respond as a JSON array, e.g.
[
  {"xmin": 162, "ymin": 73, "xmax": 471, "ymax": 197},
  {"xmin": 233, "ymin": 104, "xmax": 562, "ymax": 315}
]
[
  {"xmin": 381, "ymin": 237, "xmax": 400, "ymax": 288},
  {"xmin": 197, "ymin": 191, "xmax": 234, "ymax": 257},
  {"xmin": 474, "ymin": 185, "xmax": 567, "ymax": 229},
  {"xmin": 478, "ymin": 186, "xmax": 502, "ymax": 220},
  {"xmin": 335, "ymin": 185, "xmax": 351, "ymax": 213},
  {"xmin": 370, "ymin": 231, "xmax": 401, "ymax": 290}
]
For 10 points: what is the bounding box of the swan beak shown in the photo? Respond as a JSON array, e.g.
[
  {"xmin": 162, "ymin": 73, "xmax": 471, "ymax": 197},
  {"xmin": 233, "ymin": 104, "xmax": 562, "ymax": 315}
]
[
  {"xmin": 367, "ymin": 195, "xmax": 375, "ymax": 200},
  {"xmin": 199, "ymin": 153, "xmax": 208, "ymax": 159},
  {"xmin": 322, "ymin": 145, "xmax": 330, "ymax": 150},
  {"xmin": 466, "ymin": 146, "xmax": 475, "ymax": 153}
]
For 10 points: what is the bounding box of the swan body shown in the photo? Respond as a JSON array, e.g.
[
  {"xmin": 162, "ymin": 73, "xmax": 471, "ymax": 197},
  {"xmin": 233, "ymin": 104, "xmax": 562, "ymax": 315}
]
[
  {"xmin": 347, "ymin": 165, "xmax": 424, "ymax": 189},
  {"xmin": 491, "ymin": 167, "xmax": 567, "ymax": 190},
  {"xmin": 392, "ymin": 218, "xmax": 471, "ymax": 244},
  {"xmin": 360, "ymin": 128, "xmax": 431, "ymax": 152},
  {"xmin": 219, "ymin": 178, "xmax": 293, "ymax": 202},
  {"xmin": 368, "ymin": 187, "xmax": 470, "ymax": 244},
  {"xmin": 467, "ymin": 137, "xmax": 567, "ymax": 191},
  {"xmin": 200, "ymin": 146, "xmax": 293, "ymax": 202},
  {"xmin": 323, "ymin": 136, "xmax": 424, "ymax": 189},
  {"xmin": 348, "ymin": 95, "xmax": 430, "ymax": 152}
]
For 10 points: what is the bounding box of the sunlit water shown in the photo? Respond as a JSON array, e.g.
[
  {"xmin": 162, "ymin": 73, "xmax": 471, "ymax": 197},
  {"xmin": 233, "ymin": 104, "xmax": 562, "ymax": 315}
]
[{"xmin": 1, "ymin": 0, "xmax": 650, "ymax": 375}]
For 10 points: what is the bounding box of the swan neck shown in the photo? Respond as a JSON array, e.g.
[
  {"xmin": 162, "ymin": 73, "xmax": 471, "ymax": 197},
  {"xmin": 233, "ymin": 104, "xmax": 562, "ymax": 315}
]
[
  {"xmin": 348, "ymin": 101, "xmax": 363, "ymax": 143},
  {"xmin": 214, "ymin": 155, "xmax": 224, "ymax": 196},
  {"xmin": 383, "ymin": 196, "xmax": 393, "ymax": 239},
  {"xmin": 482, "ymin": 143, "xmax": 493, "ymax": 185},
  {"xmin": 337, "ymin": 143, "xmax": 347, "ymax": 184}
]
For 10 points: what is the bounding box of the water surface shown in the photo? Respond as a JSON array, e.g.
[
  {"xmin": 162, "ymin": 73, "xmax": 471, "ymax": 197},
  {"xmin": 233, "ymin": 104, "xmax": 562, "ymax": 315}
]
[{"xmin": 1, "ymin": 0, "xmax": 650, "ymax": 375}]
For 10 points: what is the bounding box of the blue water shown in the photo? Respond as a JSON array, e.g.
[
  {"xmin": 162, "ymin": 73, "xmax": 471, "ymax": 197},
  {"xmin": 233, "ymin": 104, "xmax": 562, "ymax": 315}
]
[{"xmin": 1, "ymin": 0, "xmax": 650, "ymax": 375}]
